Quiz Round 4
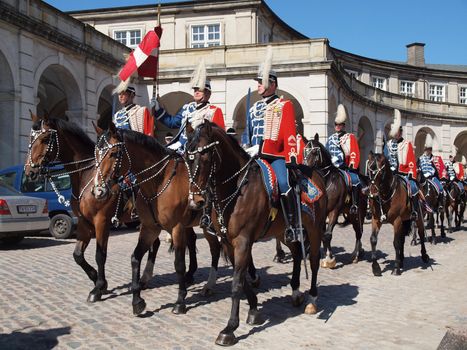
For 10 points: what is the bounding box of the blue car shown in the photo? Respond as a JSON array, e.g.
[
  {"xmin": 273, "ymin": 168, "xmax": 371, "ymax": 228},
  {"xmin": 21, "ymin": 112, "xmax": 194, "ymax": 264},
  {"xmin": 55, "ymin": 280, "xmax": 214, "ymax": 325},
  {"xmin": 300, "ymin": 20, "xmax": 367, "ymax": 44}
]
[{"xmin": 0, "ymin": 165, "xmax": 77, "ymax": 239}]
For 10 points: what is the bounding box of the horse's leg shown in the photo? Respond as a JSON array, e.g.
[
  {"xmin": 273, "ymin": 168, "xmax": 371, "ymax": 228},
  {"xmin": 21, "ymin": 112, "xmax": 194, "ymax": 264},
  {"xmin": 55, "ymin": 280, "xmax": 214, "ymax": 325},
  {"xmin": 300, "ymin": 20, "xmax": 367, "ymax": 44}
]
[
  {"xmin": 392, "ymin": 218, "xmax": 404, "ymax": 276},
  {"xmin": 273, "ymin": 238, "xmax": 286, "ymax": 263},
  {"xmin": 140, "ymin": 231, "xmax": 161, "ymax": 290},
  {"xmin": 72, "ymin": 219, "xmax": 97, "ymax": 292},
  {"xmin": 185, "ymin": 227, "xmax": 198, "ymax": 286},
  {"xmin": 216, "ymin": 235, "xmax": 255, "ymax": 346},
  {"xmin": 416, "ymin": 215, "xmax": 430, "ymax": 264},
  {"xmin": 370, "ymin": 219, "xmax": 382, "ymax": 276},
  {"xmin": 200, "ymin": 229, "xmax": 221, "ymax": 296},
  {"xmin": 440, "ymin": 205, "xmax": 446, "ymax": 238},
  {"xmin": 87, "ymin": 219, "xmax": 110, "ymax": 303},
  {"xmin": 131, "ymin": 225, "xmax": 160, "ymax": 316},
  {"xmin": 429, "ymin": 212, "xmax": 436, "ymax": 245},
  {"xmin": 305, "ymin": 220, "xmax": 322, "ymax": 314},
  {"xmin": 349, "ymin": 204, "xmax": 365, "ymax": 263},
  {"xmin": 321, "ymin": 211, "xmax": 338, "ymax": 268},
  {"xmin": 172, "ymin": 224, "xmax": 188, "ymax": 314},
  {"xmin": 287, "ymin": 241, "xmax": 304, "ymax": 307},
  {"xmin": 247, "ymin": 255, "xmax": 260, "ymax": 288}
]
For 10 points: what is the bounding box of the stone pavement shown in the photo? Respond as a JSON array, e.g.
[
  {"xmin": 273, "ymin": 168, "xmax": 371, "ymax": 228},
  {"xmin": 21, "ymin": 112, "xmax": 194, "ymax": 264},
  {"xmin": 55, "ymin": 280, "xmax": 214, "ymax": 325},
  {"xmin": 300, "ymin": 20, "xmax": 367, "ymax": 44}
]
[{"xmin": 1, "ymin": 221, "xmax": 466, "ymax": 350}]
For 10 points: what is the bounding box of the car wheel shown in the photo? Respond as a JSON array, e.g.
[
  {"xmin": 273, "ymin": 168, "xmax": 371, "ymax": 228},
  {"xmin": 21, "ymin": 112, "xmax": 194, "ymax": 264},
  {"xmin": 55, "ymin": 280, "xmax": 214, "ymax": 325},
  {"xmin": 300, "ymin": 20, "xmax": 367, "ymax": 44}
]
[
  {"xmin": 1, "ymin": 236, "xmax": 24, "ymax": 245},
  {"xmin": 49, "ymin": 214, "xmax": 73, "ymax": 239}
]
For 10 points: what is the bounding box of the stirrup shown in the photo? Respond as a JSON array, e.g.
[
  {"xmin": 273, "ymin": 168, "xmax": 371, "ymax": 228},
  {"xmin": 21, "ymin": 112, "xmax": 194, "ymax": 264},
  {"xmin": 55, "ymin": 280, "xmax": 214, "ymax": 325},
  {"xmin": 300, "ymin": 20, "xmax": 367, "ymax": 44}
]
[
  {"xmin": 350, "ymin": 205, "xmax": 358, "ymax": 214},
  {"xmin": 411, "ymin": 211, "xmax": 418, "ymax": 220},
  {"xmin": 199, "ymin": 214, "xmax": 211, "ymax": 229},
  {"xmin": 130, "ymin": 209, "xmax": 138, "ymax": 220},
  {"xmin": 284, "ymin": 226, "xmax": 296, "ymax": 243}
]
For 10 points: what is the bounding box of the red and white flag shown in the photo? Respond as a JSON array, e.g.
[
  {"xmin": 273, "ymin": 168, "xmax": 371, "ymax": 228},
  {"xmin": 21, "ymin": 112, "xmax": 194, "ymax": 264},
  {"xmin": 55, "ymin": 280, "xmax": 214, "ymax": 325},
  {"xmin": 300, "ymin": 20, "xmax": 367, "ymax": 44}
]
[{"xmin": 115, "ymin": 26, "xmax": 163, "ymax": 92}]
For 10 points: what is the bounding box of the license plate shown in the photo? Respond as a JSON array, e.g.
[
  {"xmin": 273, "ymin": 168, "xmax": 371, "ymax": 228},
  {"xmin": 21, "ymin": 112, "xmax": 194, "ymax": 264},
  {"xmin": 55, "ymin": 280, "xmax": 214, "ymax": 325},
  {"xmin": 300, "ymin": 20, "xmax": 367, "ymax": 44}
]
[{"xmin": 17, "ymin": 205, "xmax": 37, "ymax": 214}]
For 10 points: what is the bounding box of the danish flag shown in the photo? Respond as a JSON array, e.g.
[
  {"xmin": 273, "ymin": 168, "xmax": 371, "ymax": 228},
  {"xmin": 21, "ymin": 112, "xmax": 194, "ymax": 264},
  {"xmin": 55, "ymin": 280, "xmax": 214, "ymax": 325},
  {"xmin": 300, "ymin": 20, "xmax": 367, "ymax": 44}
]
[{"xmin": 118, "ymin": 26, "xmax": 163, "ymax": 82}]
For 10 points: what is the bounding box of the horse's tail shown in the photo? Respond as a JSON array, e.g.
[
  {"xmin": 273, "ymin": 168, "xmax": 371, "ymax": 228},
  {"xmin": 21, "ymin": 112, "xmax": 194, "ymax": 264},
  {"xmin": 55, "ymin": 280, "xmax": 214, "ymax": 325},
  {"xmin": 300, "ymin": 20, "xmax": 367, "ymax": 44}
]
[{"xmin": 220, "ymin": 237, "xmax": 232, "ymax": 265}]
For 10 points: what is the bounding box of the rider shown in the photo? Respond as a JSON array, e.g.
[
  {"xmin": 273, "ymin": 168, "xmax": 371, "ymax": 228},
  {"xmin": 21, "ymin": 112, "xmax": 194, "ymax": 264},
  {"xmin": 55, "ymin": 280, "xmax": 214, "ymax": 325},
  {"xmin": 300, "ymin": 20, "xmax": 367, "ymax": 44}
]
[
  {"xmin": 152, "ymin": 59, "xmax": 225, "ymax": 153},
  {"xmin": 452, "ymin": 153, "xmax": 466, "ymax": 196},
  {"xmin": 445, "ymin": 148, "xmax": 465, "ymax": 193},
  {"xmin": 241, "ymin": 46, "xmax": 300, "ymax": 243},
  {"xmin": 384, "ymin": 108, "xmax": 423, "ymax": 219},
  {"xmin": 418, "ymin": 134, "xmax": 444, "ymax": 211},
  {"xmin": 325, "ymin": 104, "xmax": 363, "ymax": 214},
  {"xmin": 113, "ymin": 85, "xmax": 154, "ymax": 136}
]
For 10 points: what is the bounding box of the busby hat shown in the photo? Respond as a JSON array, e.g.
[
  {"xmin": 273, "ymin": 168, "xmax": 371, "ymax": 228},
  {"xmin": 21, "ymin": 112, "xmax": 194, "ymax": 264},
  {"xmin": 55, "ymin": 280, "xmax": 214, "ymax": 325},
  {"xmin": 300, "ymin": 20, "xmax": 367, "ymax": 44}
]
[
  {"xmin": 334, "ymin": 104, "xmax": 348, "ymax": 125},
  {"xmin": 424, "ymin": 134, "xmax": 433, "ymax": 149},
  {"xmin": 254, "ymin": 46, "xmax": 277, "ymax": 89},
  {"xmin": 190, "ymin": 59, "xmax": 211, "ymax": 91},
  {"xmin": 389, "ymin": 109, "xmax": 402, "ymax": 138},
  {"xmin": 451, "ymin": 145, "xmax": 458, "ymax": 157}
]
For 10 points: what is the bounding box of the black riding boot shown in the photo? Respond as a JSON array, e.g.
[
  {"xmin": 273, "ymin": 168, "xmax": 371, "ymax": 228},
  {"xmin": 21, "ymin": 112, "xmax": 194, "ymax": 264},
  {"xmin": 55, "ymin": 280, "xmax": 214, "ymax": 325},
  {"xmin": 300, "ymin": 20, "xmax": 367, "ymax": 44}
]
[
  {"xmin": 411, "ymin": 196, "xmax": 419, "ymax": 220},
  {"xmin": 350, "ymin": 185, "xmax": 359, "ymax": 214},
  {"xmin": 280, "ymin": 191, "xmax": 297, "ymax": 243}
]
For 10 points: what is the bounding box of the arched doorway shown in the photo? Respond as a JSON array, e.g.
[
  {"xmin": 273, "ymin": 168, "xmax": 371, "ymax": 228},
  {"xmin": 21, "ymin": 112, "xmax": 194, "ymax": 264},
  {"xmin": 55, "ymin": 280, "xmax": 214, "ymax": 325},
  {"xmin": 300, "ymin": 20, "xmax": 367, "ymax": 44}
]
[
  {"xmin": 414, "ymin": 127, "xmax": 436, "ymax": 158},
  {"xmin": 357, "ymin": 116, "xmax": 374, "ymax": 172},
  {"xmin": 97, "ymin": 85, "xmax": 114, "ymax": 129},
  {"xmin": 154, "ymin": 91, "xmax": 192, "ymax": 143},
  {"xmin": 0, "ymin": 50, "xmax": 15, "ymax": 168},
  {"xmin": 36, "ymin": 64, "xmax": 82, "ymax": 122},
  {"xmin": 233, "ymin": 89, "xmax": 304, "ymax": 144},
  {"xmin": 454, "ymin": 131, "xmax": 467, "ymax": 162}
]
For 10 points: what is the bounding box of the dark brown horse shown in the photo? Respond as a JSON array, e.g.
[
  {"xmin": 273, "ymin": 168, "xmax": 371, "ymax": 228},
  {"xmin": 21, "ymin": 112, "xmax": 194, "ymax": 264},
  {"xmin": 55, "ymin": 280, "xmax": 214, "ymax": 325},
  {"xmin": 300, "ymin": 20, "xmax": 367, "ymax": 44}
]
[
  {"xmin": 305, "ymin": 134, "xmax": 367, "ymax": 267},
  {"xmin": 24, "ymin": 113, "xmax": 166, "ymax": 303},
  {"xmin": 185, "ymin": 121, "xmax": 327, "ymax": 346},
  {"xmin": 367, "ymin": 153, "xmax": 429, "ymax": 276},
  {"xmin": 444, "ymin": 180, "xmax": 463, "ymax": 231},
  {"xmin": 93, "ymin": 122, "xmax": 259, "ymax": 315}
]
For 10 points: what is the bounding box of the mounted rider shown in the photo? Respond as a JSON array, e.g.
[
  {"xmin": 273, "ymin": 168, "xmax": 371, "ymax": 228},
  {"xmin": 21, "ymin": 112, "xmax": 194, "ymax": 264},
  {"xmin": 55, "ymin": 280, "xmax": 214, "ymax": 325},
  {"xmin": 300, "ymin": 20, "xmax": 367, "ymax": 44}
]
[
  {"xmin": 445, "ymin": 147, "xmax": 465, "ymax": 194},
  {"xmin": 325, "ymin": 104, "xmax": 363, "ymax": 214},
  {"xmin": 152, "ymin": 59, "xmax": 225, "ymax": 153},
  {"xmin": 417, "ymin": 134, "xmax": 444, "ymax": 211},
  {"xmin": 112, "ymin": 85, "xmax": 154, "ymax": 136},
  {"xmin": 384, "ymin": 109, "xmax": 424, "ymax": 219},
  {"xmin": 242, "ymin": 46, "xmax": 301, "ymax": 243}
]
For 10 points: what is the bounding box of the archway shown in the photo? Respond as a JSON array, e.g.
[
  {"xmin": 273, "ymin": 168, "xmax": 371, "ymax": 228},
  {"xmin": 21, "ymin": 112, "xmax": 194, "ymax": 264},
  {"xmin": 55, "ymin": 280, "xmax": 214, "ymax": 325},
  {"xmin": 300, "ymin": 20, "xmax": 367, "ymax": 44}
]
[
  {"xmin": 414, "ymin": 127, "xmax": 437, "ymax": 158},
  {"xmin": 97, "ymin": 85, "xmax": 114, "ymax": 129},
  {"xmin": 357, "ymin": 116, "xmax": 374, "ymax": 172},
  {"xmin": 154, "ymin": 91, "xmax": 192, "ymax": 143},
  {"xmin": 36, "ymin": 64, "xmax": 82, "ymax": 121},
  {"xmin": 0, "ymin": 50, "xmax": 15, "ymax": 168},
  {"xmin": 233, "ymin": 89, "xmax": 304, "ymax": 144},
  {"xmin": 454, "ymin": 131, "xmax": 467, "ymax": 162}
]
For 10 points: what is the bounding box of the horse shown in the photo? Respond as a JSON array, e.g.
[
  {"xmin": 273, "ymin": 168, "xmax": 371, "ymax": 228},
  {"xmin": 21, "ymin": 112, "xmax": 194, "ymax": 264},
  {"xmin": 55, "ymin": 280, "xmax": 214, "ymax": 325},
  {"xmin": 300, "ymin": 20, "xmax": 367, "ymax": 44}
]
[
  {"xmin": 366, "ymin": 152, "xmax": 429, "ymax": 276},
  {"xmin": 416, "ymin": 173, "xmax": 445, "ymax": 244},
  {"xmin": 305, "ymin": 134, "xmax": 367, "ymax": 267},
  {"xmin": 444, "ymin": 180, "xmax": 463, "ymax": 232},
  {"xmin": 23, "ymin": 112, "xmax": 190, "ymax": 303},
  {"xmin": 93, "ymin": 122, "xmax": 259, "ymax": 315},
  {"xmin": 185, "ymin": 121, "xmax": 327, "ymax": 346}
]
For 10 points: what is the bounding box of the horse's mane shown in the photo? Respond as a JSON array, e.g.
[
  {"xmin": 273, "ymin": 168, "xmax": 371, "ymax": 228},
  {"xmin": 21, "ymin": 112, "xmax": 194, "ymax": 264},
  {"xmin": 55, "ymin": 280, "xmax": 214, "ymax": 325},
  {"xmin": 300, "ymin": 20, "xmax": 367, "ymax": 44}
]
[
  {"xmin": 312, "ymin": 138, "xmax": 332, "ymax": 163},
  {"xmin": 34, "ymin": 117, "xmax": 95, "ymax": 150},
  {"xmin": 119, "ymin": 128, "xmax": 169, "ymax": 155}
]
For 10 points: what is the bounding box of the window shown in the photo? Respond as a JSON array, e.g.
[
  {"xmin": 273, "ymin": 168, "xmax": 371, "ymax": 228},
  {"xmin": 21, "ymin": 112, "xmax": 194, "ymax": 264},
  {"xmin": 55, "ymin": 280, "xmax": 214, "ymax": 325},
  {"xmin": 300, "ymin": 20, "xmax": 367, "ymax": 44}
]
[
  {"xmin": 460, "ymin": 87, "xmax": 467, "ymax": 104},
  {"xmin": 400, "ymin": 80, "xmax": 415, "ymax": 97},
  {"xmin": 429, "ymin": 84, "xmax": 445, "ymax": 102},
  {"xmin": 0, "ymin": 172, "xmax": 16, "ymax": 188},
  {"xmin": 114, "ymin": 29, "xmax": 142, "ymax": 48},
  {"xmin": 191, "ymin": 24, "xmax": 221, "ymax": 48},
  {"xmin": 346, "ymin": 69, "xmax": 360, "ymax": 79},
  {"xmin": 372, "ymin": 76, "xmax": 386, "ymax": 90}
]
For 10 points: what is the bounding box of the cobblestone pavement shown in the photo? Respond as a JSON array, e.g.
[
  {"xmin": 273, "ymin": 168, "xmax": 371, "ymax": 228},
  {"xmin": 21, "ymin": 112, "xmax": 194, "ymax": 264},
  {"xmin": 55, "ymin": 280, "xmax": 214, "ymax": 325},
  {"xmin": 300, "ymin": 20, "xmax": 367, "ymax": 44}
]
[{"xmin": 1, "ymin": 221, "xmax": 466, "ymax": 350}]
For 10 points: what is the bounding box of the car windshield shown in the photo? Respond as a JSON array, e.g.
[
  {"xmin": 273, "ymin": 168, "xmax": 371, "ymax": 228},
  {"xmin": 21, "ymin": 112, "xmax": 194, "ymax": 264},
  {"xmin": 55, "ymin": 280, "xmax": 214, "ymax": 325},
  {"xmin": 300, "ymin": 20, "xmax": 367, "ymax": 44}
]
[
  {"xmin": 0, "ymin": 183, "xmax": 21, "ymax": 196},
  {"xmin": 20, "ymin": 169, "xmax": 71, "ymax": 192}
]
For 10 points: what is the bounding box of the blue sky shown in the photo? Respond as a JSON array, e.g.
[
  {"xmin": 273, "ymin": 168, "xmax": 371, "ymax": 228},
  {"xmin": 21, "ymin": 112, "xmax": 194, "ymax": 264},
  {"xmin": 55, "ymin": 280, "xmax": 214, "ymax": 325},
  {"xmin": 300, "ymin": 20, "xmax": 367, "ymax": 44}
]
[{"xmin": 45, "ymin": 0, "xmax": 467, "ymax": 65}]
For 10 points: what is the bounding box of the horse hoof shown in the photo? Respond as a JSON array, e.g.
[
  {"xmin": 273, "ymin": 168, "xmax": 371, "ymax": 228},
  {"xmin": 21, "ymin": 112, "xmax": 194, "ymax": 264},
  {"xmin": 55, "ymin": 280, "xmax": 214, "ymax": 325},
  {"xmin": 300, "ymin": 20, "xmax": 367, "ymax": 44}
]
[
  {"xmin": 372, "ymin": 262, "xmax": 382, "ymax": 277},
  {"xmin": 87, "ymin": 291, "xmax": 102, "ymax": 303},
  {"xmin": 172, "ymin": 303, "xmax": 187, "ymax": 314},
  {"xmin": 132, "ymin": 300, "xmax": 146, "ymax": 316},
  {"xmin": 422, "ymin": 254, "xmax": 430, "ymax": 264},
  {"xmin": 246, "ymin": 309, "xmax": 263, "ymax": 325},
  {"xmin": 215, "ymin": 332, "xmax": 237, "ymax": 346},
  {"xmin": 304, "ymin": 303, "xmax": 318, "ymax": 315},
  {"xmin": 391, "ymin": 268, "xmax": 401, "ymax": 276},
  {"xmin": 291, "ymin": 292, "xmax": 305, "ymax": 307},
  {"xmin": 250, "ymin": 275, "xmax": 261, "ymax": 289},
  {"xmin": 320, "ymin": 258, "xmax": 336, "ymax": 269}
]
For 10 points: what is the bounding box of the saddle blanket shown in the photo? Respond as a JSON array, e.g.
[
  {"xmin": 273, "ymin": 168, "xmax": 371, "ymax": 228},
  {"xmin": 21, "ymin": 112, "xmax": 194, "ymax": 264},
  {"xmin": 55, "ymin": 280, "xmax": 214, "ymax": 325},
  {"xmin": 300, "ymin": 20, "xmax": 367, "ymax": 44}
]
[
  {"xmin": 338, "ymin": 169, "xmax": 360, "ymax": 188},
  {"xmin": 427, "ymin": 177, "xmax": 443, "ymax": 194},
  {"xmin": 455, "ymin": 181, "xmax": 465, "ymax": 194},
  {"xmin": 256, "ymin": 159, "xmax": 322, "ymax": 217}
]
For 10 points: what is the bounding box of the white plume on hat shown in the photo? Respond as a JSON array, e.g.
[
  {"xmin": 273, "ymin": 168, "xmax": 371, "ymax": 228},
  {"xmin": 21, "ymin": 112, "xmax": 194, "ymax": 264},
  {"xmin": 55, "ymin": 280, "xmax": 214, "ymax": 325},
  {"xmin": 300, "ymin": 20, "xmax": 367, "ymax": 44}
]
[
  {"xmin": 424, "ymin": 133, "xmax": 433, "ymax": 149},
  {"xmin": 462, "ymin": 155, "xmax": 466, "ymax": 165},
  {"xmin": 190, "ymin": 58, "xmax": 207, "ymax": 91},
  {"xmin": 112, "ymin": 77, "xmax": 130, "ymax": 95},
  {"xmin": 335, "ymin": 104, "xmax": 347, "ymax": 124},
  {"xmin": 389, "ymin": 109, "xmax": 402, "ymax": 138},
  {"xmin": 259, "ymin": 45, "xmax": 273, "ymax": 90}
]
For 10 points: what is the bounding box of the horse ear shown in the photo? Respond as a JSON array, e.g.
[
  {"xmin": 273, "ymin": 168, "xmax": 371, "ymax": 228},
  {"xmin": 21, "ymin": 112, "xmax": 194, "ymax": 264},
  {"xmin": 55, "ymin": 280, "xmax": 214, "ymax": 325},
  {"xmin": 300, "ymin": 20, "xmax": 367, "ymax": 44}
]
[
  {"xmin": 205, "ymin": 120, "xmax": 213, "ymax": 137},
  {"xmin": 314, "ymin": 133, "xmax": 319, "ymax": 141},
  {"xmin": 29, "ymin": 109, "xmax": 41, "ymax": 123},
  {"xmin": 43, "ymin": 109, "xmax": 50, "ymax": 122},
  {"xmin": 368, "ymin": 151, "xmax": 374, "ymax": 161},
  {"xmin": 109, "ymin": 121, "xmax": 117, "ymax": 135},
  {"xmin": 186, "ymin": 122, "xmax": 194, "ymax": 136},
  {"xmin": 92, "ymin": 121, "xmax": 104, "ymax": 136}
]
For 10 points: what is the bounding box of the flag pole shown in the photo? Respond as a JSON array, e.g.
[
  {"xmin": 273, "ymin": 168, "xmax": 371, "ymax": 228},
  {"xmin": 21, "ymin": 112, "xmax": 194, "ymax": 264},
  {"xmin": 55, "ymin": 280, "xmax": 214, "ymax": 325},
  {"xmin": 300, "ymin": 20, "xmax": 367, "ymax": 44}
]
[{"xmin": 153, "ymin": 2, "xmax": 161, "ymax": 100}]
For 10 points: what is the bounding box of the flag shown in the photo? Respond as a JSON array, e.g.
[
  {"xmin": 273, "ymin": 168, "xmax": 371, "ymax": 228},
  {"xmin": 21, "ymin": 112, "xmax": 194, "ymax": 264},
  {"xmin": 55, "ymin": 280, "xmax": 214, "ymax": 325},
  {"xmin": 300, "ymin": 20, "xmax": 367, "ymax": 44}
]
[{"xmin": 115, "ymin": 26, "xmax": 163, "ymax": 93}]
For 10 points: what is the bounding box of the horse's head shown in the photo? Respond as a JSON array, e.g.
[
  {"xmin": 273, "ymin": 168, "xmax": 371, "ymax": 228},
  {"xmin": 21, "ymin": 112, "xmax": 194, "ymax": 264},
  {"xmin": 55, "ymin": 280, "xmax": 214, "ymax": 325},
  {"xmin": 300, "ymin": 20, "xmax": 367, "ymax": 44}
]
[
  {"xmin": 185, "ymin": 120, "xmax": 221, "ymax": 210},
  {"xmin": 24, "ymin": 110, "xmax": 59, "ymax": 180},
  {"xmin": 92, "ymin": 122, "xmax": 129, "ymax": 200},
  {"xmin": 305, "ymin": 133, "xmax": 330, "ymax": 168},
  {"xmin": 367, "ymin": 152, "xmax": 391, "ymax": 196}
]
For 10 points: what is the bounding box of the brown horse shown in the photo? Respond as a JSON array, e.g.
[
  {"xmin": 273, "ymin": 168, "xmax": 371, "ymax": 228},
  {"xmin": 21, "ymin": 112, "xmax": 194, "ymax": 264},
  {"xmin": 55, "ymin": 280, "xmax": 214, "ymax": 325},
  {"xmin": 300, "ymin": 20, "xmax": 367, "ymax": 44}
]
[
  {"xmin": 23, "ymin": 113, "xmax": 168, "ymax": 303},
  {"xmin": 367, "ymin": 153, "xmax": 429, "ymax": 276},
  {"xmin": 185, "ymin": 121, "xmax": 327, "ymax": 346},
  {"xmin": 305, "ymin": 134, "xmax": 367, "ymax": 268},
  {"xmin": 444, "ymin": 180, "xmax": 464, "ymax": 231},
  {"xmin": 93, "ymin": 122, "xmax": 259, "ymax": 315}
]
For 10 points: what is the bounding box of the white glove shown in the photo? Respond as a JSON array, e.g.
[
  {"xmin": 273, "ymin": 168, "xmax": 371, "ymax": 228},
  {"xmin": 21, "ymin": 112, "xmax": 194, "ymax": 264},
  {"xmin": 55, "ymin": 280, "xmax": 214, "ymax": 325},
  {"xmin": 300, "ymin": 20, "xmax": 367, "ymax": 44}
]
[
  {"xmin": 423, "ymin": 172, "xmax": 431, "ymax": 178},
  {"xmin": 150, "ymin": 98, "xmax": 160, "ymax": 111},
  {"xmin": 168, "ymin": 141, "xmax": 182, "ymax": 151},
  {"xmin": 331, "ymin": 156, "xmax": 339, "ymax": 166},
  {"xmin": 246, "ymin": 144, "xmax": 259, "ymax": 157}
]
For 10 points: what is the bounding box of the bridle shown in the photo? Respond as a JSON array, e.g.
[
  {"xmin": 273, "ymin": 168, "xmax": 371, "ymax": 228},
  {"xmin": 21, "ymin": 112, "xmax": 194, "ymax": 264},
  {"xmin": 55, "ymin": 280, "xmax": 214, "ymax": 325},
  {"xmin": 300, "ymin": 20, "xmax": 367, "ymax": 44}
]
[
  {"xmin": 367, "ymin": 158, "xmax": 397, "ymax": 221},
  {"xmin": 25, "ymin": 120, "xmax": 59, "ymax": 172}
]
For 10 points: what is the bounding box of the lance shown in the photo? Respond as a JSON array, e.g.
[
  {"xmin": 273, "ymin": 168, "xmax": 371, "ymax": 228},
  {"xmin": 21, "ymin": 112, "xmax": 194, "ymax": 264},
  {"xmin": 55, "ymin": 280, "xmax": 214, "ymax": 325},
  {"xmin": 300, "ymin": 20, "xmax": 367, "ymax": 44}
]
[{"xmin": 153, "ymin": 2, "xmax": 161, "ymax": 100}]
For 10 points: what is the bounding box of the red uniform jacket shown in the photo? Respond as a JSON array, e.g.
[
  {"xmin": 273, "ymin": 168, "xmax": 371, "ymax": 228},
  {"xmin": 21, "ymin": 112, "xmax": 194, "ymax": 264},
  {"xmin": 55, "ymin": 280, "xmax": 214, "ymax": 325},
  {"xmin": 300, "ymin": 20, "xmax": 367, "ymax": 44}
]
[
  {"xmin": 453, "ymin": 163, "xmax": 465, "ymax": 181},
  {"xmin": 341, "ymin": 133, "xmax": 360, "ymax": 169},
  {"xmin": 398, "ymin": 140, "xmax": 417, "ymax": 178},
  {"xmin": 432, "ymin": 155, "xmax": 447, "ymax": 179}
]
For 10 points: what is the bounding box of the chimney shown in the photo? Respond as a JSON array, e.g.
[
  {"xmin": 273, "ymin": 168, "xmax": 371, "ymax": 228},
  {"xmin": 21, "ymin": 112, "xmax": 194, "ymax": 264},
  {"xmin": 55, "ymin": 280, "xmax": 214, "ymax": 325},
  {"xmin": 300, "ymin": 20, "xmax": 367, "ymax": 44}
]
[{"xmin": 406, "ymin": 43, "xmax": 425, "ymax": 66}]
